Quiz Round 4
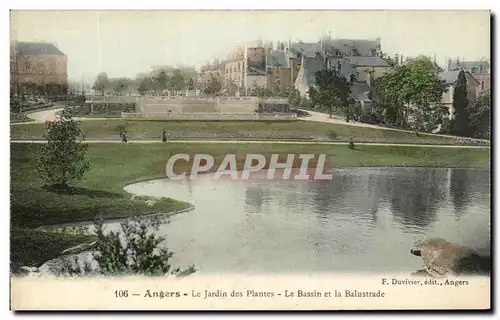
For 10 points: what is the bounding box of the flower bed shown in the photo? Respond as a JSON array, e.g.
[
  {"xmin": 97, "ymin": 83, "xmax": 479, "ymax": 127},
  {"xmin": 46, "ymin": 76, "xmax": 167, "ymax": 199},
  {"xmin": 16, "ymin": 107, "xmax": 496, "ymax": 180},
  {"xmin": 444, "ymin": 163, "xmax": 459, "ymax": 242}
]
[{"xmin": 10, "ymin": 112, "xmax": 32, "ymax": 123}]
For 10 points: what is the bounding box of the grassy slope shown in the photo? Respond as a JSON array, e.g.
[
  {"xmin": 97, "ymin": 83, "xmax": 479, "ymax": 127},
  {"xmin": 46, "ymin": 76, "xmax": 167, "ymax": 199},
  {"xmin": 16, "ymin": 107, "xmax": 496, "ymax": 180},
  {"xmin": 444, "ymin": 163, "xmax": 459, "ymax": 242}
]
[
  {"xmin": 10, "ymin": 142, "xmax": 489, "ymax": 271},
  {"xmin": 10, "ymin": 119, "xmax": 458, "ymax": 143}
]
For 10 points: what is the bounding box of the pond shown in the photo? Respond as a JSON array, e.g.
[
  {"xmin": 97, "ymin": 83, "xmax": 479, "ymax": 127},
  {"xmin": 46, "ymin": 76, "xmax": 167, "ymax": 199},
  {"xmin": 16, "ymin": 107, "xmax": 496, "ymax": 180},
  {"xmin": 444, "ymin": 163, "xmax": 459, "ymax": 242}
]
[{"xmin": 120, "ymin": 167, "xmax": 490, "ymax": 275}]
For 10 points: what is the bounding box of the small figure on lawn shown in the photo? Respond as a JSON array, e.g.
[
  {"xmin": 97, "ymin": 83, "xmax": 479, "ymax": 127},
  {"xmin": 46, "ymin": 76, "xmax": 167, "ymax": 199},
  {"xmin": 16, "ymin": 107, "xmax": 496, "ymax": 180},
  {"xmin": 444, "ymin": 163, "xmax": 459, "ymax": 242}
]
[
  {"xmin": 122, "ymin": 132, "xmax": 128, "ymax": 143},
  {"xmin": 348, "ymin": 137, "xmax": 355, "ymax": 150},
  {"xmin": 162, "ymin": 129, "xmax": 167, "ymax": 142}
]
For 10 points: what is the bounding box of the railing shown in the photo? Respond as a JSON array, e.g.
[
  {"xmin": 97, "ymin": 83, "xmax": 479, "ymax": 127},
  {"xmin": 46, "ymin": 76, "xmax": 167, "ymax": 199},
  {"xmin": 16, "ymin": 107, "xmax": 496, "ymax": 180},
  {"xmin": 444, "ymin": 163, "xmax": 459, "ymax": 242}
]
[{"xmin": 121, "ymin": 112, "xmax": 298, "ymax": 121}]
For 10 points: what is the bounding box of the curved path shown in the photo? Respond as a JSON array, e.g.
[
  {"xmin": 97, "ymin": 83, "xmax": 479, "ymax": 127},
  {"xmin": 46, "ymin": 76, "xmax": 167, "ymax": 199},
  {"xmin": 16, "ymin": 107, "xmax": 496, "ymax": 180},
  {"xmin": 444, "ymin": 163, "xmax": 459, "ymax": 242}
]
[
  {"xmin": 26, "ymin": 104, "xmax": 65, "ymax": 123},
  {"xmin": 9, "ymin": 139, "xmax": 489, "ymax": 149},
  {"xmin": 297, "ymin": 109, "xmax": 489, "ymax": 143}
]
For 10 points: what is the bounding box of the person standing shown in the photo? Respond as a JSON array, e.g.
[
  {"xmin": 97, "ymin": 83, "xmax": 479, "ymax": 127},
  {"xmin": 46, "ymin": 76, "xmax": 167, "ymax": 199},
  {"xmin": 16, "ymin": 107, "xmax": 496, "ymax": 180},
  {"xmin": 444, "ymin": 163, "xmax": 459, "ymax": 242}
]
[
  {"xmin": 162, "ymin": 129, "xmax": 167, "ymax": 142},
  {"xmin": 122, "ymin": 132, "xmax": 128, "ymax": 143}
]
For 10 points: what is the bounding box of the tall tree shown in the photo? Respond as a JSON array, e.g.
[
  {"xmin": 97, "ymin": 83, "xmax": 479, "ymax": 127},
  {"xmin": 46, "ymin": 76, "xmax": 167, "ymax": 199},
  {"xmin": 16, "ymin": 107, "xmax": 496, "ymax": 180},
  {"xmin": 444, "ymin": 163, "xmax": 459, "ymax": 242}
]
[
  {"xmin": 168, "ymin": 69, "xmax": 185, "ymax": 95},
  {"xmin": 93, "ymin": 72, "xmax": 110, "ymax": 96},
  {"xmin": 450, "ymin": 71, "xmax": 470, "ymax": 136},
  {"xmin": 310, "ymin": 69, "xmax": 353, "ymax": 118},
  {"xmin": 37, "ymin": 109, "xmax": 90, "ymax": 189},
  {"xmin": 137, "ymin": 77, "xmax": 154, "ymax": 96},
  {"xmin": 203, "ymin": 75, "xmax": 222, "ymax": 97},
  {"xmin": 154, "ymin": 71, "xmax": 169, "ymax": 94},
  {"xmin": 374, "ymin": 56, "xmax": 446, "ymax": 132}
]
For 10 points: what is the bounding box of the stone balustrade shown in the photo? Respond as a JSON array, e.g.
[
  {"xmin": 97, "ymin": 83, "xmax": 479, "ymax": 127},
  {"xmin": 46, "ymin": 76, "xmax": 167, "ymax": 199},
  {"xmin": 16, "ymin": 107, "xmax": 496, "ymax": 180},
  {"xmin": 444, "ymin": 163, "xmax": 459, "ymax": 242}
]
[{"xmin": 121, "ymin": 112, "xmax": 297, "ymax": 121}]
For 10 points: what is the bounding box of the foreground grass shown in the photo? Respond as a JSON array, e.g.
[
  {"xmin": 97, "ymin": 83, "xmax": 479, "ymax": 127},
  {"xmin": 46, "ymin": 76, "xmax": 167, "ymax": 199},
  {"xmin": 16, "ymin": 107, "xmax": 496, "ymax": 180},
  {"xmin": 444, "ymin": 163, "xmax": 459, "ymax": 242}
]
[
  {"xmin": 10, "ymin": 119, "xmax": 461, "ymax": 143},
  {"xmin": 10, "ymin": 142, "xmax": 489, "ymax": 272}
]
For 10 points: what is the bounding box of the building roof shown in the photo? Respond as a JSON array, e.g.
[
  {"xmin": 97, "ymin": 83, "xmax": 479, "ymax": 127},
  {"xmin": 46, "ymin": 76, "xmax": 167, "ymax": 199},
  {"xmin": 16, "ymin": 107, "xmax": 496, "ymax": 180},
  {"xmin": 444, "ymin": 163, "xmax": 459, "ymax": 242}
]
[
  {"xmin": 290, "ymin": 42, "xmax": 323, "ymax": 58},
  {"xmin": 345, "ymin": 56, "xmax": 390, "ymax": 67},
  {"xmin": 439, "ymin": 70, "xmax": 480, "ymax": 85},
  {"xmin": 12, "ymin": 41, "xmax": 66, "ymax": 56},
  {"xmin": 303, "ymin": 56, "xmax": 327, "ymax": 86},
  {"xmin": 266, "ymin": 50, "xmax": 289, "ymax": 67},
  {"xmin": 330, "ymin": 39, "xmax": 379, "ymax": 57},
  {"xmin": 453, "ymin": 60, "xmax": 490, "ymax": 74}
]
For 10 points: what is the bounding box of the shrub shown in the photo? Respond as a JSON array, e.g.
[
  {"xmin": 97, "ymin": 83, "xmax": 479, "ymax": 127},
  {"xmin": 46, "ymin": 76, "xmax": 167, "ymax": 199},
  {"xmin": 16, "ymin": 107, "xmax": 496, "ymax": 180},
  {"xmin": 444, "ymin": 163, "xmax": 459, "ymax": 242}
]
[
  {"xmin": 327, "ymin": 130, "xmax": 338, "ymax": 140},
  {"xmin": 54, "ymin": 217, "xmax": 196, "ymax": 277}
]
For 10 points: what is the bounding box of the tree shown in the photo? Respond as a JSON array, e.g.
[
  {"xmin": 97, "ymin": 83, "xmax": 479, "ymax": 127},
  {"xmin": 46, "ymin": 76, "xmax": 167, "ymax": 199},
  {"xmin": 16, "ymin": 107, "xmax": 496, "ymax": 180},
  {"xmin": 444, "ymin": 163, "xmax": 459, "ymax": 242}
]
[
  {"xmin": 450, "ymin": 71, "xmax": 470, "ymax": 137},
  {"xmin": 37, "ymin": 109, "xmax": 90, "ymax": 189},
  {"xmin": 138, "ymin": 77, "xmax": 154, "ymax": 96},
  {"xmin": 310, "ymin": 69, "xmax": 353, "ymax": 118},
  {"xmin": 469, "ymin": 90, "xmax": 491, "ymax": 139},
  {"xmin": 374, "ymin": 56, "xmax": 446, "ymax": 132},
  {"xmin": 168, "ymin": 69, "xmax": 185, "ymax": 95},
  {"xmin": 113, "ymin": 78, "xmax": 130, "ymax": 95},
  {"xmin": 93, "ymin": 72, "xmax": 110, "ymax": 96},
  {"xmin": 154, "ymin": 71, "xmax": 169, "ymax": 94},
  {"xmin": 203, "ymin": 75, "xmax": 222, "ymax": 97}
]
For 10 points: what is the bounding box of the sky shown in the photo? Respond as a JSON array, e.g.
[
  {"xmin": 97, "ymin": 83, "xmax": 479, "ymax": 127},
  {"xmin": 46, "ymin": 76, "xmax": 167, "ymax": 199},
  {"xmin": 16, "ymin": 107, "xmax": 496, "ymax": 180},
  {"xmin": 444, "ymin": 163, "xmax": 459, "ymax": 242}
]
[{"xmin": 10, "ymin": 10, "xmax": 491, "ymax": 83}]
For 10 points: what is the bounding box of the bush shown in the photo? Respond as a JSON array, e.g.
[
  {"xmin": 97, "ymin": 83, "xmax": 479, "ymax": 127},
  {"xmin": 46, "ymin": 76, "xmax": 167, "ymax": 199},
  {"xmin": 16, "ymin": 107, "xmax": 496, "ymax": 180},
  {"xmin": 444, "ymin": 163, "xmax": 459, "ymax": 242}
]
[
  {"xmin": 53, "ymin": 217, "xmax": 196, "ymax": 277},
  {"xmin": 327, "ymin": 130, "xmax": 338, "ymax": 139},
  {"xmin": 10, "ymin": 112, "xmax": 31, "ymax": 123}
]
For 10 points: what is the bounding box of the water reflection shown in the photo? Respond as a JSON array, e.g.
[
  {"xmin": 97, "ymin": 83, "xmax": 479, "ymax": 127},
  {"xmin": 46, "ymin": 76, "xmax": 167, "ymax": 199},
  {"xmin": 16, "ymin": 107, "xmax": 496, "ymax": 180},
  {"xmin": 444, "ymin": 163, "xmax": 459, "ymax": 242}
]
[
  {"xmin": 386, "ymin": 168, "xmax": 447, "ymax": 232},
  {"xmin": 120, "ymin": 167, "xmax": 490, "ymax": 274}
]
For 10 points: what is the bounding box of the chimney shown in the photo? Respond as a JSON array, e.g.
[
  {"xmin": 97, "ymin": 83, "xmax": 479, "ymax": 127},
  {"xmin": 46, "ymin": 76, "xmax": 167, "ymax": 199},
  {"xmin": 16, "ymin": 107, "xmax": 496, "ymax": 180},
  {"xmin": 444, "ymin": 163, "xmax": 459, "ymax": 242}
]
[
  {"xmin": 447, "ymin": 58, "xmax": 452, "ymax": 71},
  {"xmin": 375, "ymin": 37, "xmax": 381, "ymax": 50},
  {"xmin": 394, "ymin": 54, "xmax": 399, "ymax": 66}
]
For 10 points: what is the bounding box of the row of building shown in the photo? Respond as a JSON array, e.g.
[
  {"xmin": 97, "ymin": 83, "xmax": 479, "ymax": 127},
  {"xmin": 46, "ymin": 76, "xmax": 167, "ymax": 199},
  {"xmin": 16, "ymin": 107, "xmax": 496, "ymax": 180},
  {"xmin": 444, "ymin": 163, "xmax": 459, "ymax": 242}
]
[
  {"xmin": 196, "ymin": 35, "xmax": 491, "ymax": 110},
  {"xmin": 9, "ymin": 36, "xmax": 491, "ymax": 109}
]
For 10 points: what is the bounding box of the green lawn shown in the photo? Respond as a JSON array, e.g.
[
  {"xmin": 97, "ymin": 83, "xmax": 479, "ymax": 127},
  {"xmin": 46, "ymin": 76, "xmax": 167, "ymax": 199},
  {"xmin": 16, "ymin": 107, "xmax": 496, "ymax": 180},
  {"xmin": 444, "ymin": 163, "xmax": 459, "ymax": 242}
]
[
  {"xmin": 10, "ymin": 142, "xmax": 490, "ymax": 272},
  {"xmin": 10, "ymin": 119, "xmax": 462, "ymax": 144}
]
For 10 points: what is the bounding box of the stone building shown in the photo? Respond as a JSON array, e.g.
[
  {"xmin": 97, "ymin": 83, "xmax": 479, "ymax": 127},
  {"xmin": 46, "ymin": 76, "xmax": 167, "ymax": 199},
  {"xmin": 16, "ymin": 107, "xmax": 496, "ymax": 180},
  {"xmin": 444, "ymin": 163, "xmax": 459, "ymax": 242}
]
[
  {"xmin": 10, "ymin": 41, "xmax": 68, "ymax": 95},
  {"xmin": 223, "ymin": 43, "xmax": 267, "ymax": 96},
  {"xmin": 448, "ymin": 59, "xmax": 490, "ymax": 94}
]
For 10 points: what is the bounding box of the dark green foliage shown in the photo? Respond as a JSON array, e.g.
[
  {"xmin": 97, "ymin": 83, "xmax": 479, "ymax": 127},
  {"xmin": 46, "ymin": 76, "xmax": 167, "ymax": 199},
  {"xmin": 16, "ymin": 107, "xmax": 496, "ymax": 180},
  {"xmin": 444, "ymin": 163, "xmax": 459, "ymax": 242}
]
[
  {"xmin": 310, "ymin": 69, "xmax": 353, "ymax": 118},
  {"xmin": 450, "ymin": 71, "xmax": 471, "ymax": 137},
  {"xmin": 56, "ymin": 218, "xmax": 196, "ymax": 277},
  {"xmin": 374, "ymin": 56, "xmax": 447, "ymax": 132},
  {"xmin": 154, "ymin": 71, "xmax": 169, "ymax": 93},
  {"xmin": 37, "ymin": 109, "xmax": 90, "ymax": 187},
  {"xmin": 138, "ymin": 77, "xmax": 154, "ymax": 95},
  {"xmin": 469, "ymin": 90, "xmax": 491, "ymax": 139}
]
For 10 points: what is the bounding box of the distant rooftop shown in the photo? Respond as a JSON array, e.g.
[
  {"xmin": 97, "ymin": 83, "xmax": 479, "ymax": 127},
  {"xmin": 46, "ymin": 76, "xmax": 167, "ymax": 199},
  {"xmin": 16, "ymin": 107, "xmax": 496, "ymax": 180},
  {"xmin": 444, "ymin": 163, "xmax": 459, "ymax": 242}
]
[
  {"xmin": 12, "ymin": 41, "xmax": 66, "ymax": 56},
  {"xmin": 345, "ymin": 56, "xmax": 390, "ymax": 67}
]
